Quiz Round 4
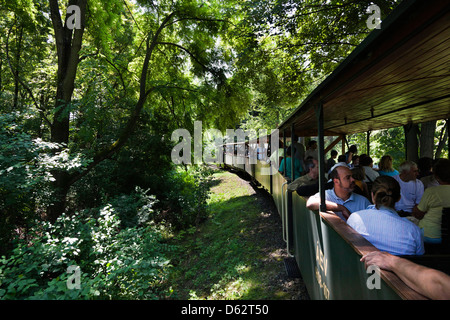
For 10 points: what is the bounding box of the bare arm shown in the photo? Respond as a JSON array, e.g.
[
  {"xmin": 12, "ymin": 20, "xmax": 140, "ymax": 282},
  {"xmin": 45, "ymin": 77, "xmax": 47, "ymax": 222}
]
[
  {"xmin": 361, "ymin": 251, "xmax": 450, "ymax": 300},
  {"xmin": 412, "ymin": 204, "xmax": 425, "ymax": 220},
  {"xmin": 306, "ymin": 197, "xmax": 351, "ymax": 219}
]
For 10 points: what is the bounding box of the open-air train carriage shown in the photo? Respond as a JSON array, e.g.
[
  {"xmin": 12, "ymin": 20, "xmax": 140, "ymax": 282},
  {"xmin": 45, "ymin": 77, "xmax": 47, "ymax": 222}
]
[{"xmin": 223, "ymin": 0, "xmax": 450, "ymax": 299}]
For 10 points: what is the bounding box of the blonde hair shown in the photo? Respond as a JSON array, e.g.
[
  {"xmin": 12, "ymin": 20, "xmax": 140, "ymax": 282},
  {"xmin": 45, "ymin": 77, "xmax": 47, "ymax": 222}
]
[
  {"xmin": 372, "ymin": 176, "xmax": 401, "ymax": 209},
  {"xmin": 379, "ymin": 155, "xmax": 394, "ymax": 172}
]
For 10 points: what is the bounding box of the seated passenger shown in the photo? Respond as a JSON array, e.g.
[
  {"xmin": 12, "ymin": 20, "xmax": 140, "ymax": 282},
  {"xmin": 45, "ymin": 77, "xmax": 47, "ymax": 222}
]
[
  {"xmin": 288, "ymin": 158, "xmax": 318, "ymax": 191},
  {"xmin": 419, "ymin": 158, "xmax": 439, "ymax": 189},
  {"xmin": 306, "ymin": 165, "xmax": 371, "ymax": 221},
  {"xmin": 304, "ymin": 140, "xmax": 318, "ymax": 161},
  {"xmin": 347, "ymin": 176, "xmax": 425, "ymax": 256},
  {"xmin": 351, "ymin": 166, "xmax": 370, "ymax": 199},
  {"xmin": 345, "ymin": 145, "xmax": 358, "ymax": 166},
  {"xmin": 328, "ymin": 155, "xmax": 347, "ymax": 174},
  {"xmin": 360, "ymin": 156, "xmax": 379, "ymax": 182},
  {"xmin": 417, "ymin": 157, "xmax": 433, "ymax": 179},
  {"xmin": 326, "ymin": 150, "xmax": 338, "ymax": 172},
  {"xmin": 413, "ymin": 158, "xmax": 450, "ymax": 249},
  {"xmin": 378, "ymin": 155, "xmax": 399, "ymax": 177},
  {"xmin": 351, "ymin": 155, "xmax": 360, "ymax": 168},
  {"xmin": 279, "ymin": 146, "xmax": 302, "ymax": 180},
  {"xmin": 393, "ymin": 161, "xmax": 424, "ymax": 216}
]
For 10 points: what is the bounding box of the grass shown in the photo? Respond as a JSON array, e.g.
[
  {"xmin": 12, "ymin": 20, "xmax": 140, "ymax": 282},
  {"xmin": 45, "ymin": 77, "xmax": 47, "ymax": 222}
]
[{"xmin": 166, "ymin": 168, "xmax": 301, "ymax": 300}]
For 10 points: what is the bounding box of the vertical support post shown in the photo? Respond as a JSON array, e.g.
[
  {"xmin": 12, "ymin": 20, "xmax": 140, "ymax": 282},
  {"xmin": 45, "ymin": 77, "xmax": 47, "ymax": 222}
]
[
  {"xmin": 367, "ymin": 130, "xmax": 371, "ymax": 155},
  {"xmin": 316, "ymin": 102, "xmax": 326, "ymax": 212},
  {"xmin": 283, "ymin": 129, "xmax": 287, "ymax": 178},
  {"xmin": 269, "ymin": 132, "xmax": 273, "ymax": 194},
  {"xmin": 291, "ymin": 123, "xmax": 295, "ymax": 181},
  {"xmin": 341, "ymin": 134, "xmax": 346, "ymax": 156}
]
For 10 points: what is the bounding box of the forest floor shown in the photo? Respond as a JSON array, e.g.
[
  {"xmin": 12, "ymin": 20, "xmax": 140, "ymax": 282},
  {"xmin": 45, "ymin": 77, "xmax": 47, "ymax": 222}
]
[{"xmin": 166, "ymin": 167, "xmax": 310, "ymax": 300}]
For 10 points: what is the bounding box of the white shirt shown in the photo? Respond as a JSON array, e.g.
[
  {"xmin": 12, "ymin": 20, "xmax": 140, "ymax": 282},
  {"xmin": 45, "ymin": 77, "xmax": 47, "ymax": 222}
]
[
  {"xmin": 363, "ymin": 166, "xmax": 379, "ymax": 182},
  {"xmin": 393, "ymin": 175, "xmax": 424, "ymax": 213}
]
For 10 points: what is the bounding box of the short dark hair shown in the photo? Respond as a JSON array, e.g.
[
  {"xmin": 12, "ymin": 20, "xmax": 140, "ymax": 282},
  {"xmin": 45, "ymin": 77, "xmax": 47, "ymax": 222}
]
[
  {"xmin": 331, "ymin": 150, "xmax": 338, "ymax": 156},
  {"xmin": 434, "ymin": 158, "xmax": 450, "ymax": 184},
  {"xmin": 360, "ymin": 156, "xmax": 373, "ymax": 166},
  {"xmin": 304, "ymin": 158, "xmax": 316, "ymax": 172},
  {"xmin": 329, "ymin": 167, "xmax": 340, "ymax": 181}
]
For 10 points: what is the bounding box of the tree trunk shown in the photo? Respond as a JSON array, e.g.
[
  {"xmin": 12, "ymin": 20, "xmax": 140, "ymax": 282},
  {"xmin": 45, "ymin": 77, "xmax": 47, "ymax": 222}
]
[
  {"xmin": 435, "ymin": 120, "xmax": 448, "ymax": 159},
  {"xmin": 419, "ymin": 120, "xmax": 436, "ymax": 159},
  {"xmin": 45, "ymin": 2, "xmax": 176, "ymax": 222},
  {"xmin": 13, "ymin": 26, "xmax": 23, "ymax": 109},
  {"xmin": 47, "ymin": 0, "xmax": 87, "ymax": 222},
  {"xmin": 404, "ymin": 123, "xmax": 419, "ymax": 163}
]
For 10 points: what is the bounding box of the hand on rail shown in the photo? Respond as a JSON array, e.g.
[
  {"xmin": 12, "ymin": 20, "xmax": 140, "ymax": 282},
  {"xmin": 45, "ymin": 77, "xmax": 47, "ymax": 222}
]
[{"xmin": 337, "ymin": 204, "xmax": 351, "ymax": 220}]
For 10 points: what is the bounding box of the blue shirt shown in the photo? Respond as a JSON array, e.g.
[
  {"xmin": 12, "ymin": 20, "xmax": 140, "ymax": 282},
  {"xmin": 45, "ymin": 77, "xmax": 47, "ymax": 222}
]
[
  {"xmin": 347, "ymin": 206, "xmax": 425, "ymax": 256},
  {"xmin": 310, "ymin": 188, "xmax": 371, "ymax": 221},
  {"xmin": 378, "ymin": 169, "xmax": 399, "ymax": 177}
]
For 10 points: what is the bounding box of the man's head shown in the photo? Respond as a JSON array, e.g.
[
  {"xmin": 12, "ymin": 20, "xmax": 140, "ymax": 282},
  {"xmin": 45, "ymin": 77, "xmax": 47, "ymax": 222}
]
[
  {"xmin": 330, "ymin": 165, "xmax": 355, "ymax": 195},
  {"xmin": 433, "ymin": 158, "xmax": 450, "ymax": 184},
  {"xmin": 399, "ymin": 161, "xmax": 419, "ymax": 182},
  {"xmin": 305, "ymin": 158, "xmax": 319, "ymax": 179},
  {"xmin": 308, "ymin": 140, "xmax": 317, "ymax": 150}
]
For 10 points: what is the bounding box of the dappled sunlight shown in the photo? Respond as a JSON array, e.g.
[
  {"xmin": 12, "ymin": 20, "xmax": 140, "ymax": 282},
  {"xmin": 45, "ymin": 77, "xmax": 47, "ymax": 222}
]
[{"xmin": 167, "ymin": 169, "xmax": 306, "ymax": 300}]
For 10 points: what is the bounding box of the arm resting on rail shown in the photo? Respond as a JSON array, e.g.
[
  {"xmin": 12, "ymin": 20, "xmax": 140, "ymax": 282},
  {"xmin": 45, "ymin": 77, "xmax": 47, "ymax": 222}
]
[
  {"xmin": 361, "ymin": 251, "xmax": 450, "ymax": 300},
  {"xmin": 306, "ymin": 197, "xmax": 351, "ymax": 220}
]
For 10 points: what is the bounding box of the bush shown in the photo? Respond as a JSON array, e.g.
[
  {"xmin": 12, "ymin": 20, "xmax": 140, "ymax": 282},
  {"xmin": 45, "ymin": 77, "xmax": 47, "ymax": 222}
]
[
  {"xmin": 0, "ymin": 112, "xmax": 92, "ymax": 256},
  {"xmin": 0, "ymin": 203, "xmax": 174, "ymax": 300},
  {"xmin": 158, "ymin": 166, "xmax": 213, "ymax": 230}
]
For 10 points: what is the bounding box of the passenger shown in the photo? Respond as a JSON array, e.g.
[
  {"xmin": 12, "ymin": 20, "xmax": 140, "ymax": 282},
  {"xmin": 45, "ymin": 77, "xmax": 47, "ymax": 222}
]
[
  {"xmin": 326, "ymin": 150, "xmax": 338, "ymax": 172},
  {"xmin": 279, "ymin": 146, "xmax": 302, "ymax": 180},
  {"xmin": 306, "ymin": 165, "xmax": 371, "ymax": 221},
  {"xmin": 351, "ymin": 155, "xmax": 360, "ymax": 168},
  {"xmin": 288, "ymin": 159, "xmax": 319, "ymax": 191},
  {"xmin": 393, "ymin": 161, "xmax": 424, "ymax": 216},
  {"xmin": 360, "ymin": 251, "xmax": 450, "ymax": 300},
  {"xmin": 378, "ymin": 155, "xmax": 399, "ymax": 177},
  {"xmin": 347, "ymin": 176, "xmax": 424, "ymax": 256},
  {"xmin": 345, "ymin": 145, "xmax": 358, "ymax": 166},
  {"xmin": 351, "ymin": 166, "xmax": 370, "ymax": 199},
  {"xmin": 337, "ymin": 154, "xmax": 347, "ymax": 163},
  {"xmin": 417, "ymin": 157, "xmax": 433, "ymax": 179},
  {"xmin": 329, "ymin": 155, "xmax": 347, "ymax": 174},
  {"xmin": 304, "ymin": 140, "xmax": 318, "ymax": 161},
  {"xmin": 292, "ymin": 135, "xmax": 306, "ymax": 169},
  {"xmin": 420, "ymin": 158, "xmax": 439, "ymax": 189},
  {"xmin": 412, "ymin": 158, "xmax": 450, "ymax": 250},
  {"xmin": 360, "ymin": 156, "xmax": 379, "ymax": 183}
]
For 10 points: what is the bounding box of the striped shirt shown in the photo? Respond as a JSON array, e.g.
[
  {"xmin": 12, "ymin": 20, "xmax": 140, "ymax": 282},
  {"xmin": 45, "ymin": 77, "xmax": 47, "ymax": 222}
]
[{"xmin": 347, "ymin": 206, "xmax": 425, "ymax": 255}]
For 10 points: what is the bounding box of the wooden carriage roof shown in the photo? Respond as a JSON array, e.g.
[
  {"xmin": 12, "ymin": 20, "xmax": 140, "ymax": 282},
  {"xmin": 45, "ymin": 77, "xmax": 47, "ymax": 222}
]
[{"xmin": 278, "ymin": 0, "xmax": 450, "ymax": 137}]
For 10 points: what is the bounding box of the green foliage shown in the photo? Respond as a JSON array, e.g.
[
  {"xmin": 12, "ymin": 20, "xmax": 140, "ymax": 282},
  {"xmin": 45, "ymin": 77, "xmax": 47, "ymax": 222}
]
[
  {"xmin": 159, "ymin": 166, "xmax": 213, "ymax": 230},
  {"xmin": 0, "ymin": 112, "xmax": 91, "ymax": 255},
  {"xmin": 0, "ymin": 204, "xmax": 174, "ymax": 300}
]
